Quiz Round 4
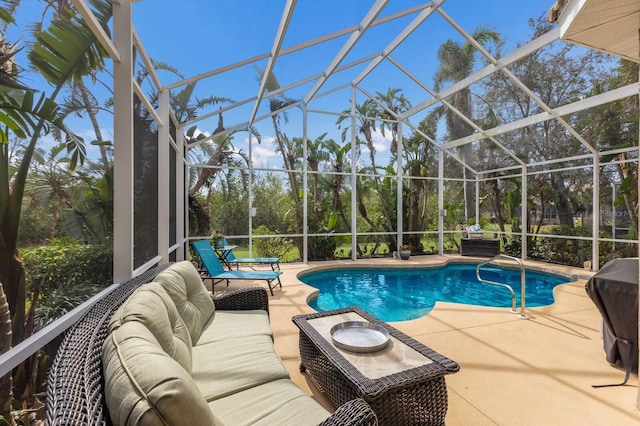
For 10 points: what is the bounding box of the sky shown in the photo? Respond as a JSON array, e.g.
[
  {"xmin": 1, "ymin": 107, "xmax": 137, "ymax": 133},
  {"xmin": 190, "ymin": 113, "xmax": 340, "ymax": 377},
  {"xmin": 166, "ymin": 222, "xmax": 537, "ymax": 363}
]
[{"xmin": 7, "ymin": 0, "xmax": 558, "ymax": 168}]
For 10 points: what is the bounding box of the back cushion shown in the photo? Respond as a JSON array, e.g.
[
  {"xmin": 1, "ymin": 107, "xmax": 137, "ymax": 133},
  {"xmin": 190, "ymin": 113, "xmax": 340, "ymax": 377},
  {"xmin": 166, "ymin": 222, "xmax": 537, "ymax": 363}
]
[
  {"xmin": 154, "ymin": 261, "xmax": 215, "ymax": 343},
  {"xmin": 107, "ymin": 282, "xmax": 192, "ymax": 372},
  {"xmin": 103, "ymin": 284, "xmax": 219, "ymax": 425}
]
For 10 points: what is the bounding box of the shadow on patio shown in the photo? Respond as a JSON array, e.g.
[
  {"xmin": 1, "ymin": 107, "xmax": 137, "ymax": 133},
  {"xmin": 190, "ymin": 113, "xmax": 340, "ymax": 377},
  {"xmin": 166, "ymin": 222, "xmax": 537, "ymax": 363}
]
[{"xmin": 211, "ymin": 256, "xmax": 639, "ymax": 425}]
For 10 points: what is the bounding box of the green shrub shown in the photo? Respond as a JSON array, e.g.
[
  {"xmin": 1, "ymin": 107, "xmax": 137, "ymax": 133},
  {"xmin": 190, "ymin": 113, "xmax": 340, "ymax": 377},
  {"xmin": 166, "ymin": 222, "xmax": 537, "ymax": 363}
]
[
  {"xmin": 22, "ymin": 237, "xmax": 113, "ymax": 289},
  {"xmin": 22, "ymin": 238, "xmax": 113, "ymax": 324},
  {"xmin": 252, "ymin": 225, "xmax": 294, "ymax": 259},
  {"xmin": 503, "ymin": 235, "xmax": 522, "ymax": 257},
  {"xmin": 307, "ymin": 226, "xmax": 337, "ymax": 260},
  {"xmin": 528, "ymin": 225, "xmax": 612, "ymax": 268}
]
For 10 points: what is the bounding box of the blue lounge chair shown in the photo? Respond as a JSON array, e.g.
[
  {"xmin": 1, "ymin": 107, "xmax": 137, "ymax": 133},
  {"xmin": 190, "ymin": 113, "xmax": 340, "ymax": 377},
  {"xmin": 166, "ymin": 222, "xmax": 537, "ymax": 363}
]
[
  {"xmin": 192, "ymin": 240, "xmax": 282, "ymax": 295},
  {"xmin": 222, "ymin": 239, "xmax": 280, "ymax": 271}
]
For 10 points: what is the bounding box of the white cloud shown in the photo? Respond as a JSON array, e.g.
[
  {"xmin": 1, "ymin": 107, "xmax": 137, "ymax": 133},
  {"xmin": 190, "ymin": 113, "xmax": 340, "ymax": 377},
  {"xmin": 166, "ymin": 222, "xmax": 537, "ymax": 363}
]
[
  {"xmin": 193, "ymin": 128, "xmax": 210, "ymax": 139},
  {"xmin": 361, "ymin": 128, "xmax": 391, "ymax": 154},
  {"xmin": 248, "ymin": 136, "xmax": 280, "ymax": 168}
]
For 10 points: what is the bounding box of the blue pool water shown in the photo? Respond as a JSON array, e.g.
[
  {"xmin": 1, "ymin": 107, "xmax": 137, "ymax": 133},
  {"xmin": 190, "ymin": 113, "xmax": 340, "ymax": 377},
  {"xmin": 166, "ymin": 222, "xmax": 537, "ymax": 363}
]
[{"xmin": 300, "ymin": 264, "xmax": 569, "ymax": 322}]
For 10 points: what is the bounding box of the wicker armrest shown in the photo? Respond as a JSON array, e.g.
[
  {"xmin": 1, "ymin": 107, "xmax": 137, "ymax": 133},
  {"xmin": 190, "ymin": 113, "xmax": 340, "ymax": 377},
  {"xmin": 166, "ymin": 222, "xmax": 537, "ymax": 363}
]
[
  {"xmin": 317, "ymin": 398, "xmax": 378, "ymax": 426},
  {"xmin": 212, "ymin": 287, "xmax": 269, "ymax": 314}
]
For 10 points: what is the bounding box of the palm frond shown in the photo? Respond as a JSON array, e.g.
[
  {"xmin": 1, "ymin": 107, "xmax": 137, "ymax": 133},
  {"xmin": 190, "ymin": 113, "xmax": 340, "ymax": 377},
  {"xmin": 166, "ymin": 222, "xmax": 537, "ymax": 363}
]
[{"xmin": 28, "ymin": 0, "xmax": 111, "ymax": 85}]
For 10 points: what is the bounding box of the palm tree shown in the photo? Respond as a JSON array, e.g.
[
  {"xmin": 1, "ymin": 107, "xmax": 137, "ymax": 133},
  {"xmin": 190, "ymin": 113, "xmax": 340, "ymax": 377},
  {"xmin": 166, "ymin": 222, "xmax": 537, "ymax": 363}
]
[
  {"xmin": 337, "ymin": 99, "xmax": 378, "ymax": 174},
  {"xmin": 256, "ymin": 68, "xmax": 305, "ymax": 240},
  {"xmin": 336, "ymin": 99, "xmax": 396, "ymax": 241},
  {"xmin": 321, "ymin": 137, "xmax": 353, "ymax": 232},
  {"xmin": 375, "ymin": 87, "xmax": 412, "ymax": 156},
  {"xmin": 401, "ymin": 120, "xmax": 438, "ymax": 250},
  {"xmin": 62, "ymin": 78, "xmax": 112, "ymax": 170},
  {"xmin": 432, "ymin": 26, "xmax": 500, "ymax": 221},
  {"xmin": 188, "ymin": 124, "xmax": 253, "ymax": 197},
  {"xmin": 305, "ymin": 133, "xmax": 330, "ymax": 212}
]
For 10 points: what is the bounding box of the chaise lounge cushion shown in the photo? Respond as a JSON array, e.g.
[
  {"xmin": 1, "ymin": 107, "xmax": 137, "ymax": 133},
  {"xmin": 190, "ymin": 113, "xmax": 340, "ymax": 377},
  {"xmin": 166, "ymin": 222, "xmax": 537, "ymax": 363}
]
[
  {"xmin": 102, "ymin": 283, "xmax": 217, "ymax": 425},
  {"xmin": 154, "ymin": 260, "xmax": 216, "ymax": 343},
  {"xmin": 192, "ymin": 334, "xmax": 290, "ymax": 401}
]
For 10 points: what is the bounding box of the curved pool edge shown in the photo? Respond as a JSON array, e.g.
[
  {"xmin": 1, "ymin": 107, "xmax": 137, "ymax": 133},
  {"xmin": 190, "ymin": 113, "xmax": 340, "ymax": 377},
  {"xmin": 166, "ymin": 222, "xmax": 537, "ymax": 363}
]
[
  {"xmin": 296, "ymin": 255, "xmax": 587, "ymax": 282},
  {"xmin": 294, "ymin": 255, "xmax": 591, "ymax": 321}
]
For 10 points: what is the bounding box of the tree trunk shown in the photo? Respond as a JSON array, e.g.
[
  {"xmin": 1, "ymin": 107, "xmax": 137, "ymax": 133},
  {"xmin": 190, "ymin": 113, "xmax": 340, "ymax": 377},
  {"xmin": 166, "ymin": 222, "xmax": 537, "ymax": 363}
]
[
  {"xmin": 461, "ymin": 145, "xmax": 475, "ymax": 222},
  {"xmin": 0, "ymin": 282, "xmax": 14, "ymax": 424},
  {"xmin": 616, "ymin": 159, "xmax": 638, "ymax": 234},
  {"xmin": 488, "ymin": 179, "xmax": 507, "ymax": 244},
  {"xmin": 78, "ymin": 80, "xmax": 110, "ymax": 171},
  {"xmin": 555, "ymin": 189, "xmax": 574, "ymax": 227}
]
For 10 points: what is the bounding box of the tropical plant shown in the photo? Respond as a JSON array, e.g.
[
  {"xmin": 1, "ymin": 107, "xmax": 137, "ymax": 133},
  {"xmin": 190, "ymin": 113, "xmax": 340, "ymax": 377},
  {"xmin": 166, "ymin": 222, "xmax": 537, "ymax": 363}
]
[
  {"xmin": 376, "ymin": 87, "xmax": 411, "ymax": 156},
  {"xmin": 251, "ymin": 173, "xmax": 294, "ymax": 235},
  {"xmin": 187, "ymin": 124, "xmax": 252, "ymax": 197},
  {"xmin": 22, "ymin": 237, "xmax": 111, "ymax": 324},
  {"xmin": 0, "ymin": 279, "xmax": 11, "ymax": 424},
  {"xmin": 252, "ymin": 225, "xmax": 293, "ymax": 259},
  {"xmin": 0, "ymin": 0, "xmax": 111, "ymax": 418},
  {"xmin": 575, "ymin": 59, "xmax": 639, "ymax": 234},
  {"xmin": 317, "ymin": 137, "xmax": 351, "ymax": 232},
  {"xmin": 255, "ymin": 67, "xmax": 304, "ymax": 246},
  {"xmin": 430, "ymin": 25, "xmax": 500, "ymax": 221},
  {"xmin": 400, "ymin": 116, "xmax": 438, "ymax": 250},
  {"xmin": 337, "ymin": 99, "xmax": 395, "ymax": 236},
  {"xmin": 336, "ymin": 88, "xmax": 414, "ymax": 250}
]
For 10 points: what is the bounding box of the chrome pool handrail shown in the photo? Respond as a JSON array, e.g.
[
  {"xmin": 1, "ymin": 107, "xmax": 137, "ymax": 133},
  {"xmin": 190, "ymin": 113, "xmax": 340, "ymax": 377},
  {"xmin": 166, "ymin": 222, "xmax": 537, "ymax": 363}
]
[{"xmin": 475, "ymin": 254, "xmax": 528, "ymax": 319}]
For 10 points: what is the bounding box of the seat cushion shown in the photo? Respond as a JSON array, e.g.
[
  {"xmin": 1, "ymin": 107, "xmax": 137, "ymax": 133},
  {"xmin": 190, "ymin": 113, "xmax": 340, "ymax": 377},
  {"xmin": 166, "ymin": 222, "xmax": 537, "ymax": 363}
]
[
  {"xmin": 195, "ymin": 310, "xmax": 272, "ymax": 345},
  {"xmin": 154, "ymin": 260, "xmax": 215, "ymax": 343},
  {"xmin": 192, "ymin": 335, "xmax": 289, "ymax": 401},
  {"xmin": 209, "ymin": 378, "xmax": 330, "ymax": 426}
]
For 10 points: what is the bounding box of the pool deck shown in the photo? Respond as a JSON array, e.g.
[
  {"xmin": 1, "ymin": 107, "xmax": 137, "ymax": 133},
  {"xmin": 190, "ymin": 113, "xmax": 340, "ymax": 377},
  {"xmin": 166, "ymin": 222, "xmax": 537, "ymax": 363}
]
[{"xmin": 210, "ymin": 255, "xmax": 640, "ymax": 425}]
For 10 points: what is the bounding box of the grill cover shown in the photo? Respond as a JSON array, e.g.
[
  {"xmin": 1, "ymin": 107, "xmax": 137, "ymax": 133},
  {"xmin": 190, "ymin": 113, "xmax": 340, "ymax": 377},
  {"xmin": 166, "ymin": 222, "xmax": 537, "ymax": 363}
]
[{"xmin": 585, "ymin": 258, "xmax": 638, "ymax": 380}]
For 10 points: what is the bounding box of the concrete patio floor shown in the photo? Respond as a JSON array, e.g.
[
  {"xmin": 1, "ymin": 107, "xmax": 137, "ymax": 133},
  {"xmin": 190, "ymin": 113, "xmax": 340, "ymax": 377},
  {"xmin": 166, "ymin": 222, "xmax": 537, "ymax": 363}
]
[{"xmin": 211, "ymin": 255, "xmax": 640, "ymax": 425}]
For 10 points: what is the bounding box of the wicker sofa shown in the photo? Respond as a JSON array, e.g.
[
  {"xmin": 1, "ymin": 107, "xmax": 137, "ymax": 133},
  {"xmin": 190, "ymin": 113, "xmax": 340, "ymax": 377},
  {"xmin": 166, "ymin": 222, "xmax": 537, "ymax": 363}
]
[{"xmin": 45, "ymin": 261, "xmax": 377, "ymax": 426}]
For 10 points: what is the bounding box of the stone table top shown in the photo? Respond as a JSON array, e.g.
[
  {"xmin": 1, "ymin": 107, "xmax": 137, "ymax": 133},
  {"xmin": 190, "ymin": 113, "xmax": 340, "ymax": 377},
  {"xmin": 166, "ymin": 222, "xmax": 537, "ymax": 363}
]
[{"xmin": 307, "ymin": 311, "xmax": 433, "ymax": 379}]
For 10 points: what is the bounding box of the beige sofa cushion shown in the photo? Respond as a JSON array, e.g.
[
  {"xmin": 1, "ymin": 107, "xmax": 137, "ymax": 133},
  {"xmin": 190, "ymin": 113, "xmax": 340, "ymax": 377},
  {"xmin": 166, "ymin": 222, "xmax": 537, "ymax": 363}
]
[
  {"xmin": 196, "ymin": 310, "xmax": 272, "ymax": 346},
  {"xmin": 107, "ymin": 283, "xmax": 192, "ymax": 370},
  {"xmin": 103, "ymin": 284, "xmax": 218, "ymax": 425},
  {"xmin": 209, "ymin": 378, "xmax": 330, "ymax": 426},
  {"xmin": 192, "ymin": 335, "xmax": 290, "ymax": 401},
  {"xmin": 154, "ymin": 260, "xmax": 215, "ymax": 343}
]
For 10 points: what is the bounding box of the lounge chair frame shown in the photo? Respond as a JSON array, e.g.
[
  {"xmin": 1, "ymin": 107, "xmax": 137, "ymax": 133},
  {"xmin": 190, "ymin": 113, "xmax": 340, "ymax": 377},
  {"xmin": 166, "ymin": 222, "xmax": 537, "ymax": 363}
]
[{"xmin": 192, "ymin": 240, "xmax": 283, "ymax": 295}]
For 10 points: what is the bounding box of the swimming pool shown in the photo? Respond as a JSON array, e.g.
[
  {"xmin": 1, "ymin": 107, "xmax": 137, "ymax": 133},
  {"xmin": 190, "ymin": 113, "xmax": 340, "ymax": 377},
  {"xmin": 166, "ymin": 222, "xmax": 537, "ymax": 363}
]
[{"xmin": 299, "ymin": 263, "xmax": 570, "ymax": 322}]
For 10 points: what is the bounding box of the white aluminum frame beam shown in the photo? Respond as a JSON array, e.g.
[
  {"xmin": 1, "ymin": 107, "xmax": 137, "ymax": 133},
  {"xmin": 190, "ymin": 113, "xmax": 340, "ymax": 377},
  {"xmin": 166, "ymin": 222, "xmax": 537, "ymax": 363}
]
[
  {"xmin": 401, "ymin": 28, "xmax": 560, "ymax": 120},
  {"xmin": 438, "ymin": 8, "xmax": 596, "ymax": 154},
  {"xmin": 71, "ymin": 0, "xmax": 120, "ymax": 61},
  {"xmin": 158, "ymin": 89, "xmax": 170, "ymax": 263},
  {"xmin": 184, "ymin": 53, "xmax": 379, "ymax": 131},
  {"xmin": 352, "ymin": 1, "xmax": 439, "ymax": 86},
  {"xmin": 442, "ymin": 83, "xmax": 639, "ymax": 150},
  {"xmin": 304, "ymin": 0, "xmax": 389, "ymax": 104},
  {"xmin": 388, "ymin": 56, "xmax": 525, "ymax": 166},
  {"xmin": 112, "ymin": 0, "xmax": 134, "ymax": 282},
  {"xmin": 133, "ymin": 28, "xmax": 163, "ymax": 91},
  {"xmin": 249, "ymin": 0, "xmax": 296, "ymax": 127},
  {"xmin": 166, "ymin": 2, "xmax": 436, "ymax": 92}
]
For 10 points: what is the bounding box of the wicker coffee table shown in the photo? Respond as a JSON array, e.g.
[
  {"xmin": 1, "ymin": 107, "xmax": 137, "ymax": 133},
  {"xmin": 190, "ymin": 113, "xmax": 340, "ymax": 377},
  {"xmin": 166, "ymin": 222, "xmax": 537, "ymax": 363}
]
[{"xmin": 292, "ymin": 307, "xmax": 459, "ymax": 426}]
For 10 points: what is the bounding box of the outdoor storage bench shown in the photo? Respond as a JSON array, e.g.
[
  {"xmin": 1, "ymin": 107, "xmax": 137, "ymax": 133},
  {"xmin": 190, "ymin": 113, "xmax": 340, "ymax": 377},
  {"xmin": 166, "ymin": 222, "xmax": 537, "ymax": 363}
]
[{"xmin": 45, "ymin": 261, "xmax": 377, "ymax": 426}]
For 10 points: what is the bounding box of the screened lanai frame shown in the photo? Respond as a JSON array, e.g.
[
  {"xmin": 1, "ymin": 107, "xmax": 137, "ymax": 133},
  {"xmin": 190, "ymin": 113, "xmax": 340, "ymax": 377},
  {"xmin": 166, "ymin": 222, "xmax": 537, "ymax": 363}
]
[
  {"xmin": 69, "ymin": 0, "xmax": 639, "ymax": 282},
  {"xmin": 0, "ymin": 0, "xmax": 638, "ymax": 398}
]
